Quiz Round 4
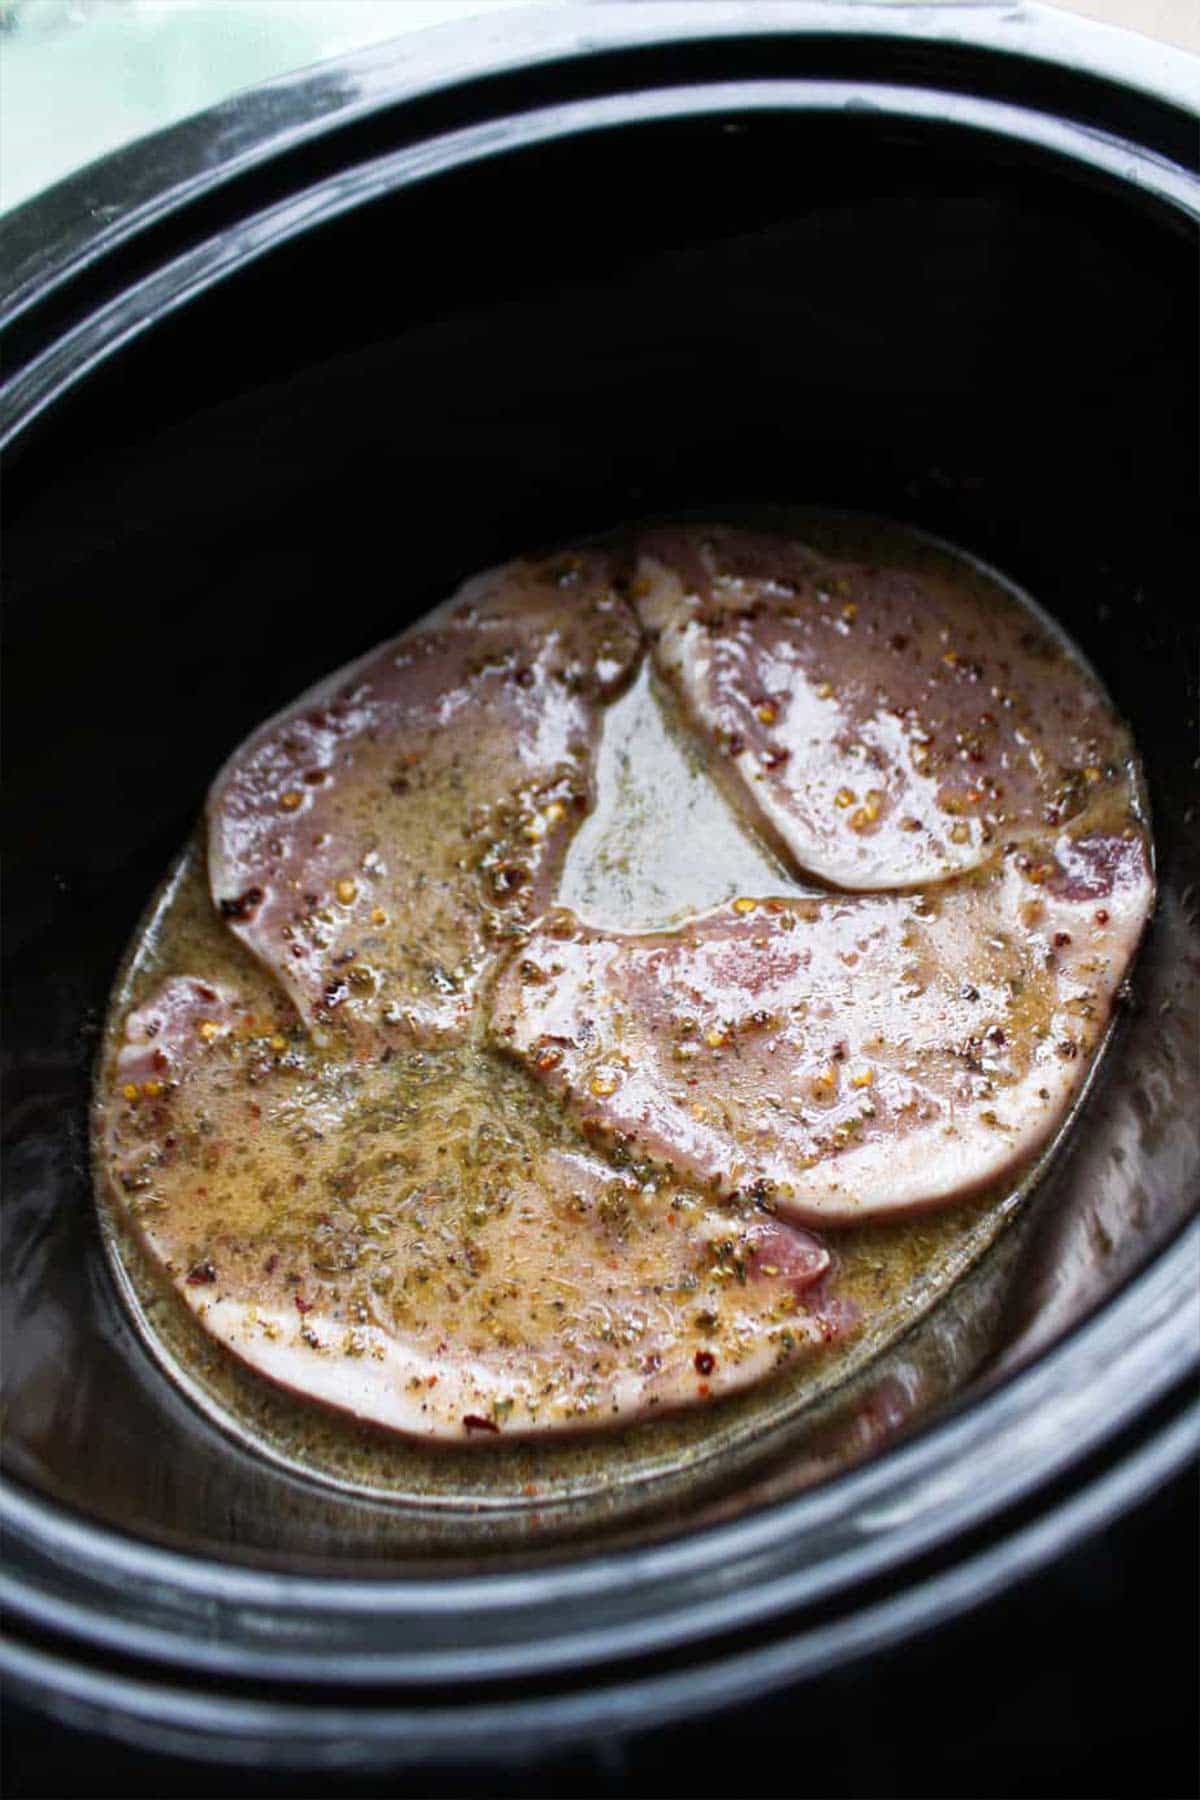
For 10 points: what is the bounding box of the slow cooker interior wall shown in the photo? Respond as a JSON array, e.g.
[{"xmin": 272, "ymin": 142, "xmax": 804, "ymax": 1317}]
[{"xmin": 3, "ymin": 112, "xmax": 1196, "ymax": 1561}]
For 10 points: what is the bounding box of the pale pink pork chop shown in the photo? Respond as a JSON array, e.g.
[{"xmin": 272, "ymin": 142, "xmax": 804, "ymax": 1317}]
[
  {"xmin": 98, "ymin": 975, "xmax": 842, "ymax": 1441},
  {"xmin": 207, "ymin": 552, "xmax": 642, "ymax": 1048},
  {"xmin": 97, "ymin": 520, "xmax": 1153, "ymax": 1445},
  {"xmin": 633, "ymin": 525, "xmax": 1136, "ymax": 891},
  {"xmin": 489, "ymin": 831, "xmax": 1153, "ymax": 1226}
]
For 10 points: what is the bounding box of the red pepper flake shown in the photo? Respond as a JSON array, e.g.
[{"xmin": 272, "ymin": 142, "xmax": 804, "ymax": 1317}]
[
  {"xmin": 219, "ymin": 886, "xmax": 264, "ymax": 922},
  {"xmin": 264, "ymin": 1253, "xmax": 279, "ymax": 1276},
  {"xmin": 1053, "ymin": 931, "xmax": 1072, "ymax": 948},
  {"xmin": 186, "ymin": 1260, "xmax": 217, "ymax": 1286},
  {"xmin": 294, "ymin": 1293, "xmax": 314, "ymax": 1315},
  {"xmin": 462, "ymin": 1413, "xmax": 500, "ymax": 1434},
  {"xmin": 1095, "ymin": 908, "xmax": 1110, "ymax": 925},
  {"xmin": 694, "ymin": 1349, "xmax": 716, "ymax": 1376},
  {"xmin": 490, "ymin": 864, "xmax": 530, "ymax": 898}
]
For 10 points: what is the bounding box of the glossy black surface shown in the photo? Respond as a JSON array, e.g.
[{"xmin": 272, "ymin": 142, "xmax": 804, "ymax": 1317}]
[
  {"xmin": 4, "ymin": 0, "xmax": 1197, "ymax": 341},
  {"xmin": 1, "ymin": 0, "xmax": 1197, "ymax": 1766},
  {"xmin": 6, "ymin": 1464, "xmax": 1194, "ymax": 1797}
]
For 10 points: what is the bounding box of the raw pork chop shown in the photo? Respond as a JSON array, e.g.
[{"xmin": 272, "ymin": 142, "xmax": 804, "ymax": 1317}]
[
  {"xmin": 99, "ymin": 976, "xmax": 841, "ymax": 1440},
  {"xmin": 208, "ymin": 552, "xmax": 641, "ymax": 1046},
  {"xmin": 634, "ymin": 526, "xmax": 1135, "ymax": 890},
  {"xmin": 490, "ymin": 831, "xmax": 1153, "ymax": 1224}
]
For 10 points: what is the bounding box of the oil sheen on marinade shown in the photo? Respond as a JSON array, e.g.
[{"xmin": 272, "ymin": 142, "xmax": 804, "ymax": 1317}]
[{"xmin": 94, "ymin": 522, "xmax": 1152, "ymax": 1472}]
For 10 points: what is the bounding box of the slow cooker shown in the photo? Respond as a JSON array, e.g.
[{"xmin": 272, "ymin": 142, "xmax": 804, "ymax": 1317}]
[{"xmin": 2, "ymin": 1, "xmax": 1197, "ymax": 1775}]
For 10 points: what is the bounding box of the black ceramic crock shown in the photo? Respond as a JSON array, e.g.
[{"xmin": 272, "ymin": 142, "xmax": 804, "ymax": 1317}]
[{"xmin": 2, "ymin": 1, "xmax": 1197, "ymax": 1772}]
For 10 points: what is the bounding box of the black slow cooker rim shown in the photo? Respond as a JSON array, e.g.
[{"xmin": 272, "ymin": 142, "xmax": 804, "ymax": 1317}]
[
  {"xmin": 1, "ymin": 0, "xmax": 1197, "ymax": 1753},
  {"xmin": 1, "ymin": 0, "xmax": 1197, "ymax": 348},
  {"xmin": 3, "ymin": 1382, "xmax": 1195, "ymax": 1768},
  {"xmin": 2, "ymin": 68, "xmax": 1199, "ymax": 458}
]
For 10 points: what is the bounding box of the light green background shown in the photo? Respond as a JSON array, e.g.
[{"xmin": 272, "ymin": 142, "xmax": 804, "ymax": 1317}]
[{"xmin": 0, "ymin": 0, "xmax": 540, "ymax": 214}]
